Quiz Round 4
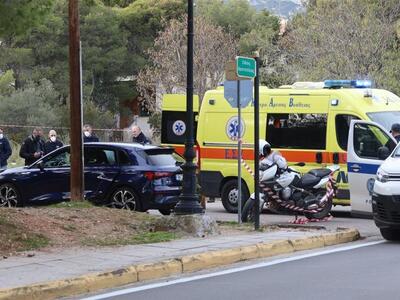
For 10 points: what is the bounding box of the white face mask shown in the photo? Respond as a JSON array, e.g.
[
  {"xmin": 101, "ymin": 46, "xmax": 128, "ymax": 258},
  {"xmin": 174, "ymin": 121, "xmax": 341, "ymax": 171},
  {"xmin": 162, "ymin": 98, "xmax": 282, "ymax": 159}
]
[
  {"xmin": 50, "ymin": 136, "xmax": 56, "ymax": 142},
  {"xmin": 0, "ymin": 134, "xmax": 3, "ymax": 140},
  {"xmin": 84, "ymin": 131, "xmax": 90, "ymax": 137}
]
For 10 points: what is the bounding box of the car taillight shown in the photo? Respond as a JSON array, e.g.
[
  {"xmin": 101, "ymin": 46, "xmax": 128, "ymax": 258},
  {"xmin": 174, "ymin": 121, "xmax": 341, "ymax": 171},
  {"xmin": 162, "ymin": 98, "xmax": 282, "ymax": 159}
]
[{"xmin": 144, "ymin": 171, "xmax": 174, "ymax": 181}]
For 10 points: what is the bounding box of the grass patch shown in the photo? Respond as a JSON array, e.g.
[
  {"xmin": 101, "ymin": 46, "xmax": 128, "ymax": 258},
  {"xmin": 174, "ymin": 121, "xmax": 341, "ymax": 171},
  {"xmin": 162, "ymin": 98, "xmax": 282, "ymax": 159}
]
[
  {"xmin": 20, "ymin": 234, "xmax": 49, "ymax": 250},
  {"xmin": 82, "ymin": 231, "xmax": 178, "ymax": 247},
  {"xmin": 0, "ymin": 215, "xmax": 49, "ymax": 252},
  {"xmin": 49, "ymin": 201, "xmax": 94, "ymax": 209}
]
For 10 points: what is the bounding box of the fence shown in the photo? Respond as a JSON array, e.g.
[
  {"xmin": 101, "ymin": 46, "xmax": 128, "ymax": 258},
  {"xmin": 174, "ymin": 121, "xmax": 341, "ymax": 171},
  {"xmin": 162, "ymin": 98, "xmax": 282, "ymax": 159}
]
[{"xmin": 1, "ymin": 124, "xmax": 159, "ymax": 167}]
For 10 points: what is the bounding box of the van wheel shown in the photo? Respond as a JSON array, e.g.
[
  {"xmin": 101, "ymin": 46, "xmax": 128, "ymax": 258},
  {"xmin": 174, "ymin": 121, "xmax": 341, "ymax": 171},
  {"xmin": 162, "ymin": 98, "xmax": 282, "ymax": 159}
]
[
  {"xmin": 380, "ymin": 228, "xmax": 400, "ymax": 241},
  {"xmin": 221, "ymin": 180, "xmax": 249, "ymax": 213}
]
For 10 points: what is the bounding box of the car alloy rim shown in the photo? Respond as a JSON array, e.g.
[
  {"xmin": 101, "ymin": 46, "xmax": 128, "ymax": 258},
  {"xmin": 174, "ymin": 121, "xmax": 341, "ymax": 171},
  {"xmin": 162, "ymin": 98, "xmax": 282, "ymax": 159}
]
[
  {"xmin": 111, "ymin": 189, "xmax": 136, "ymax": 210},
  {"xmin": 0, "ymin": 185, "xmax": 18, "ymax": 207},
  {"xmin": 228, "ymin": 188, "xmax": 238, "ymax": 205}
]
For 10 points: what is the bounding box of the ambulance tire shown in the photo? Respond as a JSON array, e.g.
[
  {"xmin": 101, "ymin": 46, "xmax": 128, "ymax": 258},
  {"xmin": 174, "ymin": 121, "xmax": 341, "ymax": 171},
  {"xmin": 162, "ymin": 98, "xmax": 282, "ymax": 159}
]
[
  {"xmin": 221, "ymin": 180, "xmax": 249, "ymax": 213},
  {"xmin": 304, "ymin": 189, "xmax": 332, "ymax": 220}
]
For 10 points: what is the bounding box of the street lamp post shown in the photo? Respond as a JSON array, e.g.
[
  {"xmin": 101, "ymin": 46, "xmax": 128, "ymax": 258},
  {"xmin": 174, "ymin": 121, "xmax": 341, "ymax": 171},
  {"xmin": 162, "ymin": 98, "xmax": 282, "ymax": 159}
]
[{"xmin": 174, "ymin": 0, "xmax": 204, "ymax": 215}]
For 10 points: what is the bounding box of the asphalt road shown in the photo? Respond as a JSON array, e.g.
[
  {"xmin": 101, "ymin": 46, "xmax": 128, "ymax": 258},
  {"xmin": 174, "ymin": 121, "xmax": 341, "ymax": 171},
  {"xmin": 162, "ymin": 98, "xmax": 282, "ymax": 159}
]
[
  {"xmin": 203, "ymin": 201, "xmax": 380, "ymax": 238},
  {"xmin": 81, "ymin": 240, "xmax": 400, "ymax": 300}
]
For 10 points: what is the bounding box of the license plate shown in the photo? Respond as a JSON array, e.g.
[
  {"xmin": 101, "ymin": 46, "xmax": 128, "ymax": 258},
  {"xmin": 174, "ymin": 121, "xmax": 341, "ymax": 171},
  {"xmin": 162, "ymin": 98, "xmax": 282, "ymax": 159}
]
[{"xmin": 176, "ymin": 174, "xmax": 183, "ymax": 181}]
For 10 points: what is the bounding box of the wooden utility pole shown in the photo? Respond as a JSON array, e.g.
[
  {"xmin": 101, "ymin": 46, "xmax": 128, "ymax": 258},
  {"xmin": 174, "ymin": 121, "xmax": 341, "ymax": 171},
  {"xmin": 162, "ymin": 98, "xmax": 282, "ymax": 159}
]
[{"xmin": 68, "ymin": 0, "xmax": 84, "ymax": 201}]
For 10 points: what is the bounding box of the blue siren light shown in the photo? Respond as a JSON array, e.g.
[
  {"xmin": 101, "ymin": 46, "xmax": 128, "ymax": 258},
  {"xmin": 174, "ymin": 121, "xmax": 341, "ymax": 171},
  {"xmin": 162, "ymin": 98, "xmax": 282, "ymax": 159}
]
[{"xmin": 324, "ymin": 80, "xmax": 372, "ymax": 89}]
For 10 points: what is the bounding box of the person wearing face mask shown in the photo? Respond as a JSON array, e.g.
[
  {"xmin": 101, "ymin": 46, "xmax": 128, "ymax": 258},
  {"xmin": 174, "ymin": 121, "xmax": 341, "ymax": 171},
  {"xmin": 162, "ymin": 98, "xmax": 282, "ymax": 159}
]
[
  {"xmin": 44, "ymin": 130, "xmax": 64, "ymax": 154},
  {"xmin": 83, "ymin": 124, "xmax": 99, "ymax": 143},
  {"xmin": 19, "ymin": 128, "xmax": 45, "ymax": 166},
  {"xmin": 0, "ymin": 128, "xmax": 12, "ymax": 170}
]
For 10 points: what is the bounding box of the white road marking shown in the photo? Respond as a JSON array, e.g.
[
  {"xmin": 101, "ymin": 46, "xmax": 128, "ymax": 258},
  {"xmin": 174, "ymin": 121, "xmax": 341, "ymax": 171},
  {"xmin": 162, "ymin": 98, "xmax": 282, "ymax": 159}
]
[{"xmin": 81, "ymin": 240, "xmax": 385, "ymax": 300}]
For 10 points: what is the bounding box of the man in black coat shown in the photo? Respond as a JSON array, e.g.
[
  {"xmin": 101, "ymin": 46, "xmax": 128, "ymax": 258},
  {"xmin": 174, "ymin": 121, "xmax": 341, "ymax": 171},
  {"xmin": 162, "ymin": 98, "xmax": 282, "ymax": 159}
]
[
  {"xmin": 83, "ymin": 124, "xmax": 99, "ymax": 143},
  {"xmin": 44, "ymin": 129, "xmax": 64, "ymax": 154},
  {"xmin": 390, "ymin": 123, "xmax": 400, "ymax": 143},
  {"xmin": 19, "ymin": 128, "xmax": 45, "ymax": 166},
  {"xmin": 0, "ymin": 128, "xmax": 12, "ymax": 170},
  {"xmin": 132, "ymin": 125, "xmax": 150, "ymax": 144}
]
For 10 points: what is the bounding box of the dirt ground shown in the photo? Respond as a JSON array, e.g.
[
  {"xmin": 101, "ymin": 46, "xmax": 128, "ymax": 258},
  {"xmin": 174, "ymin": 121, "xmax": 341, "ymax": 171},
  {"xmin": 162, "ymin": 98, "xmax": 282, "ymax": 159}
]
[
  {"xmin": 0, "ymin": 204, "xmax": 319, "ymax": 258},
  {"xmin": 0, "ymin": 205, "xmax": 190, "ymax": 257}
]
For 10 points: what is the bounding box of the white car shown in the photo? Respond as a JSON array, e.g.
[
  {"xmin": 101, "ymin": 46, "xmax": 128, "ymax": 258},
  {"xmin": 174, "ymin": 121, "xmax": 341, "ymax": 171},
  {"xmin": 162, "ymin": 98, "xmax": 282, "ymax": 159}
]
[{"xmin": 373, "ymin": 145, "xmax": 400, "ymax": 240}]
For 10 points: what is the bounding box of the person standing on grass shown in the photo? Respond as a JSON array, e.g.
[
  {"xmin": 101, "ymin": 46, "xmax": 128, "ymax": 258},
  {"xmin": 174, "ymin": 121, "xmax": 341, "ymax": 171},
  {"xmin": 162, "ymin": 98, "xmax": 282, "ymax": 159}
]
[
  {"xmin": 0, "ymin": 128, "xmax": 12, "ymax": 170},
  {"xmin": 44, "ymin": 130, "xmax": 64, "ymax": 154},
  {"xmin": 83, "ymin": 124, "xmax": 99, "ymax": 143},
  {"xmin": 19, "ymin": 128, "xmax": 45, "ymax": 166},
  {"xmin": 131, "ymin": 125, "xmax": 151, "ymax": 145}
]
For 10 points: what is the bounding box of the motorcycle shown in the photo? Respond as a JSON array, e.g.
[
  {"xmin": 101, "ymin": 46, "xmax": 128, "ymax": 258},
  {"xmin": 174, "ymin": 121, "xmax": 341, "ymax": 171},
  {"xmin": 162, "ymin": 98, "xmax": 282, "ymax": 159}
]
[{"xmin": 241, "ymin": 162, "xmax": 340, "ymax": 222}]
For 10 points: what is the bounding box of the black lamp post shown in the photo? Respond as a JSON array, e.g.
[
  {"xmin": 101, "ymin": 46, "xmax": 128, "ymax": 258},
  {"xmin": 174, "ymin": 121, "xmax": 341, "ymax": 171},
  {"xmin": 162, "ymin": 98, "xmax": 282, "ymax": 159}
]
[{"xmin": 174, "ymin": 0, "xmax": 204, "ymax": 215}]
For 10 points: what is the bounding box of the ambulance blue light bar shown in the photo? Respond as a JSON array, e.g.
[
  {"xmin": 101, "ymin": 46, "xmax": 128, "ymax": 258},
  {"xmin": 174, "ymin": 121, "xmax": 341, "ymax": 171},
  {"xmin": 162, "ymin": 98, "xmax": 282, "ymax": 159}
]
[{"xmin": 324, "ymin": 80, "xmax": 372, "ymax": 89}]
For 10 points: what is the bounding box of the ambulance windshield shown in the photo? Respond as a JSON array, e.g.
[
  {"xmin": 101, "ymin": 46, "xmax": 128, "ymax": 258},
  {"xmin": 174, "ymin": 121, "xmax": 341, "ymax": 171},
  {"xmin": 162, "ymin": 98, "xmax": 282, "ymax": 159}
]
[{"xmin": 367, "ymin": 111, "xmax": 400, "ymax": 132}]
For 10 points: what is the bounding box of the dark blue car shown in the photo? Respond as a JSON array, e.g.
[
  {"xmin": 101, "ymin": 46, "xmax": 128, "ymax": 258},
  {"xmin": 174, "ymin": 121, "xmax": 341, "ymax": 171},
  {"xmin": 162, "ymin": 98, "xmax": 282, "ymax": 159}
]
[{"xmin": 0, "ymin": 143, "xmax": 183, "ymax": 215}]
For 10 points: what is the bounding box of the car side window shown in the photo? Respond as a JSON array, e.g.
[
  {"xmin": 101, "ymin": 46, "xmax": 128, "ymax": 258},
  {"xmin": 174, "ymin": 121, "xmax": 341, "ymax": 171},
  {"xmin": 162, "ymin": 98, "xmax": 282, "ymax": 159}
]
[
  {"xmin": 85, "ymin": 148, "xmax": 116, "ymax": 166},
  {"xmin": 118, "ymin": 150, "xmax": 134, "ymax": 166},
  {"xmin": 336, "ymin": 114, "xmax": 360, "ymax": 151},
  {"xmin": 43, "ymin": 150, "xmax": 70, "ymax": 168},
  {"xmin": 353, "ymin": 123, "xmax": 396, "ymax": 159}
]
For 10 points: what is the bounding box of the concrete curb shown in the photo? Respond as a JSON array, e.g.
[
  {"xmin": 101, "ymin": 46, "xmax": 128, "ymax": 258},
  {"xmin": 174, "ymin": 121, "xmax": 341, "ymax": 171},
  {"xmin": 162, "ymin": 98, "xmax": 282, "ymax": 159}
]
[{"xmin": 0, "ymin": 228, "xmax": 360, "ymax": 300}]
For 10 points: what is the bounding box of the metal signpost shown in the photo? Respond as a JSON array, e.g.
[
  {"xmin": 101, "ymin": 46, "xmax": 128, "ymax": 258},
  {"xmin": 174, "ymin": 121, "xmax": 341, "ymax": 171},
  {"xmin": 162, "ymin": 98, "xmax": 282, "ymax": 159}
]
[{"xmin": 224, "ymin": 56, "xmax": 255, "ymax": 224}]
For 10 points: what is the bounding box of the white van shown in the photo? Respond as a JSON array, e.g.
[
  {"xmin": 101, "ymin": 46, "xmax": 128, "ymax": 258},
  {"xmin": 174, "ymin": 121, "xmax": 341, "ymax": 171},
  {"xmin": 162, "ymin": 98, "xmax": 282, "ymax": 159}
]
[{"xmin": 347, "ymin": 120, "xmax": 400, "ymax": 240}]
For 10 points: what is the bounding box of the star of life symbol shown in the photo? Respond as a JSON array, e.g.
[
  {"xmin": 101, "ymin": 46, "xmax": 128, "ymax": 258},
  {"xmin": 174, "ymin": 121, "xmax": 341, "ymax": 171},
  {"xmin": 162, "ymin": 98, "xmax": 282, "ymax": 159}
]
[
  {"xmin": 172, "ymin": 120, "xmax": 186, "ymax": 136},
  {"xmin": 226, "ymin": 116, "xmax": 245, "ymax": 140}
]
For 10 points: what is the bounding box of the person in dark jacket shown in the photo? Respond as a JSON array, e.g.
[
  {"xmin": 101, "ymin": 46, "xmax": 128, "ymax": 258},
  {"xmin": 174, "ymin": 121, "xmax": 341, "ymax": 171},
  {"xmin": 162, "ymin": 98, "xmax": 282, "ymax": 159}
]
[
  {"xmin": 44, "ymin": 130, "xmax": 63, "ymax": 154},
  {"xmin": 390, "ymin": 123, "xmax": 400, "ymax": 143},
  {"xmin": 0, "ymin": 128, "xmax": 12, "ymax": 170},
  {"xmin": 19, "ymin": 128, "xmax": 45, "ymax": 166},
  {"xmin": 132, "ymin": 125, "xmax": 150, "ymax": 144},
  {"xmin": 83, "ymin": 124, "xmax": 99, "ymax": 143}
]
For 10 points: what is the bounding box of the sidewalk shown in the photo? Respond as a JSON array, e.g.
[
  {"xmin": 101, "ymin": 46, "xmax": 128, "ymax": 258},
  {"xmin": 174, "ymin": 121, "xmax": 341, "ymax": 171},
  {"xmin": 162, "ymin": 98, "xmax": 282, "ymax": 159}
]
[{"xmin": 0, "ymin": 226, "xmax": 359, "ymax": 300}]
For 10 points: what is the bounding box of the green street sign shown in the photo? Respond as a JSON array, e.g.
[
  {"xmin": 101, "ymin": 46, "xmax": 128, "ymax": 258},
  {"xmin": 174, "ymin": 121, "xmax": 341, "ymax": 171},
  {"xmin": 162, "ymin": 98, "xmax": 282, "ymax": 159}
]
[{"xmin": 236, "ymin": 56, "xmax": 256, "ymax": 78}]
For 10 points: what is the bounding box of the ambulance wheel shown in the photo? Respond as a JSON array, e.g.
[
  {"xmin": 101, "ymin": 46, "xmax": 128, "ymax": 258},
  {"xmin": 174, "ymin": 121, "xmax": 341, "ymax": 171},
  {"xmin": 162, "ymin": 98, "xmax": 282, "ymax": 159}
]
[{"xmin": 221, "ymin": 180, "xmax": 249, "ymax": 213}]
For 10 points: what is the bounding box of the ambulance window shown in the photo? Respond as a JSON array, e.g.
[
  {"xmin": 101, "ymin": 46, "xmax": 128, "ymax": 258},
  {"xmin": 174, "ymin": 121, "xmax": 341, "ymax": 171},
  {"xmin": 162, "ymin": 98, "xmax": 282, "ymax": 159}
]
[
  {"xmin": 335, "ymin": 114, "xmax": 360, "ymax": 151},
  {"xmin": 161, "ymin": 111, "xmax": 198, "ymax": 144},
  {"xmin": 266, "ymin": 113, "xmax": 327, "ymax": 150},
  {"xmin": 353, "ymin": 123, "xmax": 396, "ymax": 159}
]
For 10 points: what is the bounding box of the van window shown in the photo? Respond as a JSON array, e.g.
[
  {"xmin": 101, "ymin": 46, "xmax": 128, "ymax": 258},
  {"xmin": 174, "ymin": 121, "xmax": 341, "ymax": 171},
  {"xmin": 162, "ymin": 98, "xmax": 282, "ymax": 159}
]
[
  {"xmin": 336, "ymin": 114, "xmax": 360, "ymax": 151},
  {"xmin": 266, "ymin": 113, "xmax": 327, "ymax": 150},
  {"xmin": 353, "ymin": 123, "xmax": 396, "ymax": 159}
]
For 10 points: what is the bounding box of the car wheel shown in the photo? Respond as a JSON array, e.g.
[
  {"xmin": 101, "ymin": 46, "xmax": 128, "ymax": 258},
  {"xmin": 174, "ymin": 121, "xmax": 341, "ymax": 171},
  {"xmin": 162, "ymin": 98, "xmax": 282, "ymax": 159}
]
[
  {"xmin": 0, "ymin": 183, "xmax": 20, "ymax": 207},
  {"xmin": 109, "ymin": 187, "xmax": 142, "ymax": 211},
  {"xmin": 159, "ymin": 209, "xmax": 172, "ymax": 216},
  {"xmin": 221, "ymin": 180, "xmax": 249, "ymax": 213},
  {"xmin": 380, "ymin": 228, "xmax": 400, "ymax": 241}
]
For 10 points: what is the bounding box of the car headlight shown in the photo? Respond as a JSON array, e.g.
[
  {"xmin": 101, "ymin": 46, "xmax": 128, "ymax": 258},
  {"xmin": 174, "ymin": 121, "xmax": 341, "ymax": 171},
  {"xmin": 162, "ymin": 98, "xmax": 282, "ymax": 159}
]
[{"xmin": 376, "ymin": 168, "xmax": 389, "ymax": 183}]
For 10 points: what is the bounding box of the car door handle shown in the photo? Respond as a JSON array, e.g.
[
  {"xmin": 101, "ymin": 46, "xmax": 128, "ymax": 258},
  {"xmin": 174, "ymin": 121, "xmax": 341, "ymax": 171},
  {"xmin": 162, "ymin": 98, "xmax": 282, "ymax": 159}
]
[{"xmin": 351, "ymin": 164, "xmax": 361, "ymax": 172}]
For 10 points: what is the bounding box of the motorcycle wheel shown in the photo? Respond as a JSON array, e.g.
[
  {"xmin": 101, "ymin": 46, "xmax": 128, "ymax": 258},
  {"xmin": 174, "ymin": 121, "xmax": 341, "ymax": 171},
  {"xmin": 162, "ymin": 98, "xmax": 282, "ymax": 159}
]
[
  {"xmin": 241, "ymin": 198, "xmax": 256, "ymax": 222},
  {"xmin": 304, "ymin": 189, "xmax": 332, "ymax": 220}
]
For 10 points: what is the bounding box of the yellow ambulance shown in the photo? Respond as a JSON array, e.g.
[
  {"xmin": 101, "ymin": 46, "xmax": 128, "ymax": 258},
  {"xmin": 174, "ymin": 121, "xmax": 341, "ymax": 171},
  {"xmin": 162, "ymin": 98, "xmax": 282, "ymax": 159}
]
[{"xmin": 162, "ymin": 80, "xmax": 400, "ymax": 213}]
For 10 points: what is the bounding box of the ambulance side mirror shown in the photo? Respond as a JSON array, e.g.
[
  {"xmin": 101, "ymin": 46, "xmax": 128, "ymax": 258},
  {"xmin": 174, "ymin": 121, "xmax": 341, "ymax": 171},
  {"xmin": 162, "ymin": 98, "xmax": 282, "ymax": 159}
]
[{"xmin": 377, "ymin": 146, "xmax": 390, "ymax": 160}]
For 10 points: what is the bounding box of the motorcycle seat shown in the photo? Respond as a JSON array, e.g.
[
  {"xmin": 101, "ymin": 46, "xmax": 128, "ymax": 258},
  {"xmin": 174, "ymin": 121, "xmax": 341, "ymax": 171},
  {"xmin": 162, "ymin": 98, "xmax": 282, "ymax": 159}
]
[
  {"xmin": 308, "ymin": 168, "xmax": 331, "ymax": 178},
  {"xmin": 295, "ymin": 173, "xmax": 320, "ymax": 188}
]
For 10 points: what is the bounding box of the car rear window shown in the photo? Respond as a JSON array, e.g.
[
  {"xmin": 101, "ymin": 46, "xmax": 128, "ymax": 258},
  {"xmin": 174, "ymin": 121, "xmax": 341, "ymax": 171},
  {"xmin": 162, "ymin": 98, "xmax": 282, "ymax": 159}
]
[{"xmin": 137, "ymin": 148, "xmax": 179, "ymax": 166}]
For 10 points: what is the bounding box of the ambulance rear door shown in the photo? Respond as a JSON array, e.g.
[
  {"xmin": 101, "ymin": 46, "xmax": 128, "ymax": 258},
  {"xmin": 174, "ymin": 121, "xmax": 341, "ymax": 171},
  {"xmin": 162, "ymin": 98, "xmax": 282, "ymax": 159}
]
[{"xmin": 347, "ymin": 120, "xmax": 397, "ymax": 217}]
